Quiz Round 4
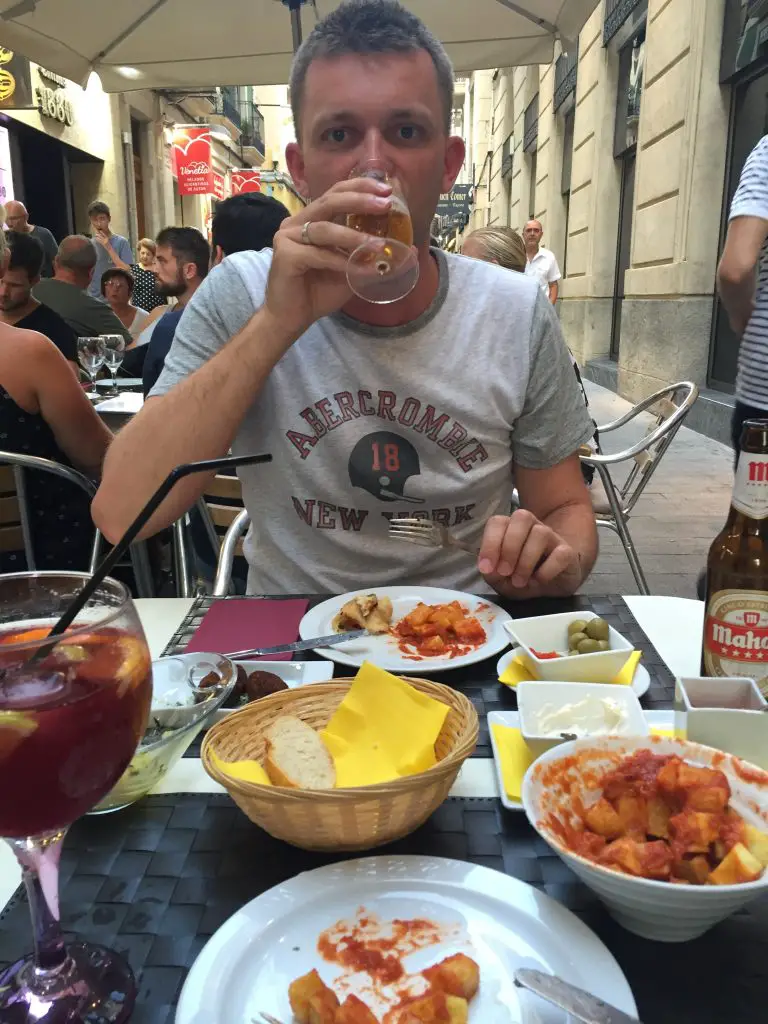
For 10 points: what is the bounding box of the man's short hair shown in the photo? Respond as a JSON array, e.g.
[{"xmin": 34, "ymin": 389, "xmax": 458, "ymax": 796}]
[
  {"xmin": 6, "ymin": 230, "xmax": 44, "ymax": 279},
  {"xmin": 212, "ymin": 193, "xmax": 290, "ymax": 256},
  {"xmin": 101, "ymin": 266, "xmax": 135, "ymax": 295},
  {"xmin": 57, "ymin": 235, "xmax": 98, "ymax": 271},
  {"xmin": 87, "ymin": 200, "xmax": 111, "ymax": 219},
  {"xmin": 156, "ymin": 226, "xmax": 210, "ymax": 281},
  {"xmin": 289, "ymin": 0, "xmax": 454, "ymax": 135}
]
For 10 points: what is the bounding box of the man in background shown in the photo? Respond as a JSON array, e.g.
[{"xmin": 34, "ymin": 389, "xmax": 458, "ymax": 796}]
[
  {"xmin": 523, "ymin": 219, "xmax": 561, "ymax": 305},
  {"xmin": 34, "ymin": 235, "xmax": 132, "ymax": 344},
  {"xmin": 0, "ymin": 232, "xmax": 78, "ymax": 373},
  {"xmin": 210, "ymin": 192, "xmax": 289, "ymax": 266},
  {"xmin": 142, "ymin": 227, "xmax": 209, "ymax": 394},
  {"xmin": 87, "ymin": 199, "xmax": 133, "ymax": 298},
  {"xmin": 5, "ymin": 201, "xmax": 58, "ymax": 278},
  {"xmin": 718, "ymin": 134, "xmax": 768, "ymax": 455}
]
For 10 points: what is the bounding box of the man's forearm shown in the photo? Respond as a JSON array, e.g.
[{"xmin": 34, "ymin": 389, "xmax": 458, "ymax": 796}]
[
  {"xmin": 494, "ymin": 501, "xmax": 597, "ymax": 600},
  {"xmin": 92, "ymin": 307, "xmax": 296, "ymax": 542},
  {"xmin": 717, "ymin": 270, "xmax": 754, "ymax": 335}
]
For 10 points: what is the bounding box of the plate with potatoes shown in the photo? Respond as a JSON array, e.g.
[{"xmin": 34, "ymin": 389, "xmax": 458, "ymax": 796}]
[{"xmin": 175, "ymin": 855, "xmax": 637, "ymax": 1023}]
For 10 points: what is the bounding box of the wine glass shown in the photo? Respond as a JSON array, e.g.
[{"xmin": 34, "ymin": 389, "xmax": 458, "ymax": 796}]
[
  {"xmin": 0, "ymin": 572, "xmax": 152, "ymax": 1023},
  {"xmin": 346, "ymin": 161, "xmax": 419, "ymax": 304},
  {"xmin": 100, "ymin": 335, "xmax": 126, "ymax": 396},
  {"xmin": 76, "ymin": 336, "xmax": 106, "ymax": 397}
]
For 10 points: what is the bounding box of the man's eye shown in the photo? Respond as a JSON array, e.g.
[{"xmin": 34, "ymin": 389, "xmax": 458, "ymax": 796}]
[
  {"xmin": 327, "ymin": 128, "xmax": 347, "ymax": 143},
  {"xmin": 397, "ymin": 125, "xmax": 419, "ymax": 141}
]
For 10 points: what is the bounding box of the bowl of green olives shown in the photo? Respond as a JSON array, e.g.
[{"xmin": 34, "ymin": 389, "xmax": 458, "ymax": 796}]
[{"xmin": 503, "ymin": 612, "xmax": 634, "ymax": 683}]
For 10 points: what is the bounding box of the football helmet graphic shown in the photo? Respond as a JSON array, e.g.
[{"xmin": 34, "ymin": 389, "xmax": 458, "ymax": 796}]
[{"xmin": 348, "ymin": 431, "xmax": 424, "ymax": 503}]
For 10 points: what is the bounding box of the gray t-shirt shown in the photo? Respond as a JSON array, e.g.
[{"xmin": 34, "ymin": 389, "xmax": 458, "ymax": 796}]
[
  {"xmin": 88, "ymin": 232, "xmax": 133, "ymax": 297},
  {"xmin": 30, "ymin": 225, "xmax": 58, "ymax": 278},
  {"xmin": 152, "ymin": 249, "xmax": 595, "ymax": 594}
]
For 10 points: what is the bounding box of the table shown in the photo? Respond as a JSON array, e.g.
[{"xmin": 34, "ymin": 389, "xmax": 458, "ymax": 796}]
[{"xmin": 5, "ymin": 594, "xmax": 766, "ymax": 1024}]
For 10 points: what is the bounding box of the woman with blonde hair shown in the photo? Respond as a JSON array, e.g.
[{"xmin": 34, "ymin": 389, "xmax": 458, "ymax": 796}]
[
  {"xmin": 462, "ymin": 223, "xmax": 599, "ymax": 483},
  {"xmin": 462, "ymin": 227, "xmax": 527, "ymax": 272}
]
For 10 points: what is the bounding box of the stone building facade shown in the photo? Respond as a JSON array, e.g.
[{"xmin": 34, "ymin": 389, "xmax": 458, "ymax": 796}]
[{"xmin": 459, "ymin": 0, "xmax": 766, "ymax": 442}]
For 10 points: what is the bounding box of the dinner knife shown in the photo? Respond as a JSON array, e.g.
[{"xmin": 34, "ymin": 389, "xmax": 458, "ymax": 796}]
[
  {"xmin": 225, "ymin": 630, "xmax": 369, "ymax": 660},
  {"xmin": 514, "ymin": 969, "xmax": 642, "ymax": 1024}
]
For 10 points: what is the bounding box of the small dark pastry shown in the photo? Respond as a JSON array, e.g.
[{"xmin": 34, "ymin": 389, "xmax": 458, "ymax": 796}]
[
  {"xmin": 245, "ymin": 670, "xmax": 289, "ymax": 702},
  {"xmin": 223, "ymin": 664, "xmax": 249, "ymax": 707}
]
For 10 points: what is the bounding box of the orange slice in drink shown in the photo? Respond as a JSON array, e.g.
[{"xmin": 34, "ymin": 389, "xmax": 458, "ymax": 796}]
[{"xmin": 0, "ymin": 710, "xmax": 38, "ymax": 762}]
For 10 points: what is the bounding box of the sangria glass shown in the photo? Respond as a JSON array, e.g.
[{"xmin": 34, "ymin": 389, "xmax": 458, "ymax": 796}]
[
  {"xmin": 346, "ymin": 161, "xmax": 419, "ymax": 304},
  {"xmin": 100, "ymin": 335, "xmax": 126, "ymax": 396},
  {"xmin": 0, "ymin": 572, "xmax": 152, "ymax": 1023},
  {"xmin": 76, "ymin": 337, "xmax": 106, "ymax": 397}
]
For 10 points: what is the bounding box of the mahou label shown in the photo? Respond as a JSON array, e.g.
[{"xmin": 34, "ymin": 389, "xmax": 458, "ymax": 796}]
[
  {"xmin": 732, "ymin": 452, "xmax": 768, "ymax": 519},
  {"xmin": 703, "ymin": 590, "xmax": 768, "ymax": 690}
]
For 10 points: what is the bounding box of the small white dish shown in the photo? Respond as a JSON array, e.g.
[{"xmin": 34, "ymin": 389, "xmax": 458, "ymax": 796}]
[
  {"xmin": 489, "ymin": 709, "xmax": 672, "ymax": 812},
  {"xmin": 504, "ymin": 612, "xmax": 633, "ymax": 683},
  {"xmin": 212, "ymin": 660, "xmax": 334, "ymax": 721},
  {"xmin": 495, "ymin": 649, "xmax": 650, "ymax": 698},
  {"xmin": 675, "ymin": 676, "xmax": 768, "ymax": 768},
  {"xmin": 517, "ymin": 681, "xmax": 648, "ymax": 758}
]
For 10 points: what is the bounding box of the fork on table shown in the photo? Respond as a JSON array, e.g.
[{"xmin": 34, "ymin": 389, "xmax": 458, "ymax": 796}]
[
  {"xmin": 256, "ymin": 1014, "xmax": 285, "ymax": 1024},
  {"xmin": 387, "ymin": 517, "xmax": 480, "ymax": 556}
]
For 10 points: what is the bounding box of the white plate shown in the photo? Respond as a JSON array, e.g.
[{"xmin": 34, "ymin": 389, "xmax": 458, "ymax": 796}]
[
  {"xmin": 495, "ymin": 649, "xmax": 651, "ymax": 698},
  {"xmin": 299, "ymin": 587, "xmax": 512, "ymax": 674},
  {"xmin": 488, "ymin": 709, "xmax": 673, "ymax": 812},
  {"xmin": 211, "ymin": 660, "xmax": 334, "ymax": 722},
  {"xmin": 176, "ymin": 855, "xmax": 637, "ymax": 1024}
]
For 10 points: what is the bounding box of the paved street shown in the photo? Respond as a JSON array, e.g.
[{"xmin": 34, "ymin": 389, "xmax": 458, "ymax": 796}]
[{"xmin": 580, "ymin": 381, "xmax": 733, "ymax": 600}]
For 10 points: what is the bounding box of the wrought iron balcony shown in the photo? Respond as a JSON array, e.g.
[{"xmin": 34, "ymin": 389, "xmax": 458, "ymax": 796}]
[
  {"xmin": 604, "ymin": 0, "xmax": 645, "ymax": 45},
  {"xmin": 554, "ymin": 43, "xmax": 579, "ymax": 112},
  {"xmin": 523, "ymin": 93, "xmax": 539, "ymax": 153},
  {"xmin": 240, "ymin": 103, "xmax": 265, "ymax": 158},
  {"xmin": 214, "ymin": 86, "xmax": 243, "ymax": 131}
]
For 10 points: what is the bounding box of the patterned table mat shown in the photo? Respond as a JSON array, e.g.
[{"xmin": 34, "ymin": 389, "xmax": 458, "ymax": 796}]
[
  {"xmin": 165, "ymin": 594, "xmax": 676, "ymax": 759},
  {"xmin": 1, "ymin": 794, "xmax": 767, "ymax": 1024}
]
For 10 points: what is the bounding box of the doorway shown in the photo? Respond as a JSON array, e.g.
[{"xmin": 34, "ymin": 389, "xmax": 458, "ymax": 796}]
[
  {"xmin": 131, "ymin": 118, "xmax": 146, "ymax": 239},
  {"xmin": 610, "ymin": 150, "xmax": 637, "ymax": 360}
]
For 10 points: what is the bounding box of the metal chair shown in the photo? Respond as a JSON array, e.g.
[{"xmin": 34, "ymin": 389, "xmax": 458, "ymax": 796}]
[
  {"xmin": 213, "ymin": 508, "xmax": 251, "ymax": 596},
  {"xmin": 581, "ymin": 381, "xmax": 699, "ymax": 595},
  {"xmin": 0, "ymin": 449, "xmax": 154, "ymax": 595}
]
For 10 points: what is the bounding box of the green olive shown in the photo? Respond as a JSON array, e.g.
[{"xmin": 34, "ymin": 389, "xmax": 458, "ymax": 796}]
[
  {"xmin": 598, "ymin": 640, "xmax": 610, "ymax": 651},
  {"xmin": 567, "ymin": 619, "xmax": 589, "ymax": 637},
  {"xmin": 577, "ymin": 638, "xmax": 603, "ymax": 654},
  {"xmin": 585, "ymin": 617, "xmax": 609, "ymax": 641},
  {"xmin": 568, "ymin": 632, "xmax": 588, "ymax": 649}
]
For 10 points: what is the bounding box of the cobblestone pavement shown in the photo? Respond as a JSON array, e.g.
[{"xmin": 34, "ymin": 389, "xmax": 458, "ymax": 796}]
[{"xmin": 580, "ymin": 381, "xmax": 733, "ymax": 600}]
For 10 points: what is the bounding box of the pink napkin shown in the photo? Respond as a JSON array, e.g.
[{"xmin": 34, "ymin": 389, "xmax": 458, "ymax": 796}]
[{"xmin": 184, "ymin": 599, "xmax": 309, "ymax": 660}]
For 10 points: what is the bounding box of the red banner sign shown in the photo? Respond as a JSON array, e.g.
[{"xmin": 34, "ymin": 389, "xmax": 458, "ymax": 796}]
[
  {"xmin": 212, "ymin": 172, "xmax": 226, "ymax": 200},
  {"xmin": 231, "ymin": 169, "xmax": 261, "ymax": 195},
  {"xmin": 172, "ymin": 125, "xmax": 213, "ymax": 195}
]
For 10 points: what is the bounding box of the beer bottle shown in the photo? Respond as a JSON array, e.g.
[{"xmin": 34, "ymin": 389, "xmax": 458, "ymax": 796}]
[{"xmin": 702, "ymin": 419, "xmax": 768, "ymax": 690}]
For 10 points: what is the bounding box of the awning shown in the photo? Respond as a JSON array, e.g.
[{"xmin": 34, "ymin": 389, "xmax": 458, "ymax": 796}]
[{"xmin": 0, "ymin": 0, "xmax": 599, "ymax": 92}]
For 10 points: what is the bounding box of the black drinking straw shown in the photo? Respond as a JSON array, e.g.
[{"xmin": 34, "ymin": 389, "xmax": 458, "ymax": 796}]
[{"xmin": 40, "ymin": 452, "xmax": 272, "ymax": 648}]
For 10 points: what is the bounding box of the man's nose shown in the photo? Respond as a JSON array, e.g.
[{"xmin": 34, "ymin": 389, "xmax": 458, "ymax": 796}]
[{"xmin": 359, "ymin": 131, "xmax": 392, "ymax": 172}]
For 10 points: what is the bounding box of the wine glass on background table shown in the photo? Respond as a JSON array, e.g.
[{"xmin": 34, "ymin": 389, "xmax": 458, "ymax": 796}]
[
  {"xmin": 76, "ymin": 336, "xmax": 105, "ymax": 397},
  {"xmin": 0, "ymin": 572, "xmax": 152, "ymax": 1023},
  {"xmin": 346, "ymin": 161, "xmax": 419, "ymax": 304},
  {"xmin": 100, "ymin": 334, "xmax": 126, "ymax": 396}
]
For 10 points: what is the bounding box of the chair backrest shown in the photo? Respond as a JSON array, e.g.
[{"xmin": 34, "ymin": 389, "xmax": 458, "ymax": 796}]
[
  {"xmin": 0, "ymin": 450, "xmax": 99, "ymax": 571},
  {"xmin": 213, "ymin": 508, "xmax": 251, "ymax": 596},
  {"xmin": 582, "ymin": 381, "xmax": 699, "ymax": 515}
]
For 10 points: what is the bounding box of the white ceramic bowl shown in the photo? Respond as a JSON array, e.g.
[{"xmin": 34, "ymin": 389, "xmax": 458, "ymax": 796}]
[
  {"xmin": 522, "ymin": 734, "xmax": 768, "ymax": 941},
  {"xmin": 504, "ymin": 611, "xmax": 633, "ymax": 683},
  {"xmin": 517, "ymin": 681, "xmax": 648, "ymax": 758}
]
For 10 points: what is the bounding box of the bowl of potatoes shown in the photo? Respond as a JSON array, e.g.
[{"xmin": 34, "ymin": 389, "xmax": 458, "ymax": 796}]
[{"xmin": 504, "ymin": 611, "xmax": 634, "ymax": 683}]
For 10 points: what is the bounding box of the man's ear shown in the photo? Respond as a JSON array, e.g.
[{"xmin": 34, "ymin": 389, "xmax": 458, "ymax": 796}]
[{"xmin": 286, "ymin": 142, "xmax": 309, "ymax": 199}]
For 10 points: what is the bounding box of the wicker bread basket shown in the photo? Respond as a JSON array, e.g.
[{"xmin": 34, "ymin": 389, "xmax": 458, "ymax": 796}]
[{"xmin": 201, "ymin": 677, "xmax": 478, "ymax": 851}]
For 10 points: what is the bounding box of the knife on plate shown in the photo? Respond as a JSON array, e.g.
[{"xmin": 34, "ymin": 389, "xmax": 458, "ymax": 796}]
[
  {"xmin": 225, "ymin": 630, "xmax": 369, "ymax": 660},
  {"xmin": 514, "ymin": 969, "xmax": 642, "ymax": 1023}
]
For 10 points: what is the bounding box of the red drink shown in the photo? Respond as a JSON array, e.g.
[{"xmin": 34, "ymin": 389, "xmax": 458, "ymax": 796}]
[{"xmin": 0, "ymin": 624, "xmax": 151, "ymax": 837}]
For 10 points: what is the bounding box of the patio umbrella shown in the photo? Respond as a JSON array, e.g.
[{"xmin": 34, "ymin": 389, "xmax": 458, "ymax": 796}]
[{"xmin": 0, "ymin": 0, "xmax": 599, "ymax": 92}]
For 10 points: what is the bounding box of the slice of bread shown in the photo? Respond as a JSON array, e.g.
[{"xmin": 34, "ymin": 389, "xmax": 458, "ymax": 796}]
[{"xmin": 264, "ymin": 715, "xmax": 336, "ymax": 789}]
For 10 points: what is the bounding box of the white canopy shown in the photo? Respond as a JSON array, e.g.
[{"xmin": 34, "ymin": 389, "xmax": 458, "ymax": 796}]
[{"xmin": 0, "ymin": 0, "xmax": 599, "ymax": 92}]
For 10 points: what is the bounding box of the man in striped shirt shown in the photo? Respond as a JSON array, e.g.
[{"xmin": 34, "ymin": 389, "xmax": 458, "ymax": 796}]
[{"xmin": 718, "ymin": 135, "xmax": 768, "ymax": 454}]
